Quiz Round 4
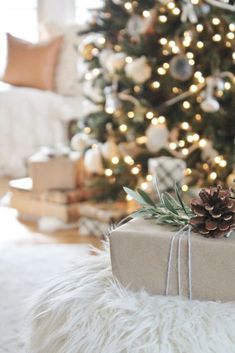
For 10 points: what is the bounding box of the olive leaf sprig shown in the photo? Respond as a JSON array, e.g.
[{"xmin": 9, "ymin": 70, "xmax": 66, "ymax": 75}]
[{"xmin": 124, "ymin": 180, "xmax": 194, "ymax": 227}]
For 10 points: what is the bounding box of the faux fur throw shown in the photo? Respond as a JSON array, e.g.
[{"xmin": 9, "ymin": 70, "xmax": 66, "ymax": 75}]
[{"xmin": 27, "ymin": 246, "xmax": 235, "ymax": 353}]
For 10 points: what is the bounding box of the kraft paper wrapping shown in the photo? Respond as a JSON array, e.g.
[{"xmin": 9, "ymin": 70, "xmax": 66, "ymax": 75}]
[{"xmin": 110, "ymin": 218, "xmax": 235, "ymax": 302}]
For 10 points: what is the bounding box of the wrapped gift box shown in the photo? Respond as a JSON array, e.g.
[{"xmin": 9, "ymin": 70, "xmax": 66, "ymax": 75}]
[
  {"xmin": 148, "ymin": 156, "xmax": 186, "ymax": 192},
  {"xmin": 110, "ymin": 218, "xmax": 235, "ymax": 302},
  {"xmin": 28, "ymin": 149, "xmax": 86, "ymax": 191}
]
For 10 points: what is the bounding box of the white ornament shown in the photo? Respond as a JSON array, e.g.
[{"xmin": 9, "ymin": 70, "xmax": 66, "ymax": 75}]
[
  {"xmin": 200, "ymin": 141, "xmax": 218, "ymax": 160},
  {"xmin": 84, "ymin": 146, "xmax": 104, "ymax": 175},
  {"xmin": 146, "ymin": 123, "xmax": 169, "ymax": 153},
  {"xmin": 106, "ymin": 52, "xmax": 126, "ymax": 75},
  {"xmin": 125, "ymin": 56, "xmax": 152, "ymax": 84},
  {"xmin": 71, "ymin": 133, "xmax": 89, "ymax": 152},
  {"xmin": 127, "ymin": 14, "xmax": 153, "ymax": 37},
  {"xmin": 200, "ymin": 96, "xmax": 220, "ymax": 113},
  {"xmin": 101, "ymin": 140, "xmax": 119, "ymax": 160}
]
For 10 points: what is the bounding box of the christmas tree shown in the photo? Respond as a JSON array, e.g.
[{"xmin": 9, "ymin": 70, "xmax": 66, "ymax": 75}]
[{"xmin": 75, "ymin": 0, "xmax": 235, "ymax": 201}]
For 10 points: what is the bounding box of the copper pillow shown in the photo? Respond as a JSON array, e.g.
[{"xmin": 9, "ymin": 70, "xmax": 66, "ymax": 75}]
[{"xmin": 2, "ymin": 33, "xmax": 63, "ymax": 91}]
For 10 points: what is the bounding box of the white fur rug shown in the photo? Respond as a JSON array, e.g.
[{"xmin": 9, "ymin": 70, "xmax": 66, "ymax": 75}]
[
  {"xmin": 0, "ymin": 245, "xmax": 89, "ymax": 353},
  {"xmin": 28, "ymin": 246, "xmax": 235, "ymax": 353}
]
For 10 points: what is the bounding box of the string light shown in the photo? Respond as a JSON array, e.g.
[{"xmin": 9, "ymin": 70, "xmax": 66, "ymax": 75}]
[
  {"xmin": 158, "ymin": 116, "xmax": 166, "ymax": 123},
  {"xmin": 111, "ymin": 156, "xmax": 119, "ymax": 164},
  {"xmin": 169, "ymin": 142, "xmax": 177, "ymax": 150},
  {"xmin": 185, "ymin": 168, "xmax": 192, "ymax": 175},
  {"xmin": 181, "ymin": 122, "xmax": 190, "ymax": 130},
  {"xmin": 146, "ymin": 174, "xmax": 153, "ymax": 181},
  {"xmin": 119, "ymin": 124, "xmax": 127, "ymax": 132},
  {"xmin": 196, "ymin": 24, "xmax": 204, "ymax": 32},
  {"xmin": 190, "ymin": 84, "xmax": 198, "ymax": 92},
  {"xmin": 152, "ymin": 117, "xmax": 158, "ymax": 125},
  {"xmin": 159, "ymin": 15, "xmax": 167, "ymax": 23},
  {"xmin": 210, "ymin": 172, "xmax": 217, "ymax": 180},
  {"xmin": 187, "ymin": 52, "xmax": 194, "ymax": 59},
  {"xmin": 124, "ymin": 156, "xmax": 134, "ymax": 165},
  {"xmin": 224, "ymin": 82, "xmax": 231, "ymax": 90},
  {"xmin": 163, "ymin": 62, "xmax": 170, "ymax": 69},
  {"xmin": 131, "ymin": 166, "xmax": 140, "ymax": 175},
  {"xmin": 146, "ymin": 111, "xmax": 154, "ymax": 119},
  {"xmin": 126, "ymin": 194, "xmax": 133, "ymax": 201},
  {"xmin": 195, "ymin": 114, "xmax": 202, "ymax": 121},
  {"xmin": 193, "ymin": 133, "xmax": 200, "ymax": 141},
  {"xmin": 197, "ymin": 41, "xmax": 204, "ymax": 48},
  {"xmin": 219, "ymin": 160, "xmax": 227, "ymax": 167},
  {"xmin": 143, "ymin": 10, "xmax": 150, "ymax": 18},
  {"xmin": 227, "ymin": 32, "xmax": 235, "ymax": 40},
  {"xmin": 212, "ymin": 34, "xmax": 221, "ymax": 42},
  {"xmin": 97, "ymin": 37, "xmax": 106, "ymax": 45},
  {"xmin": 187, "ymin": 135, "xmax": 194, "ymax": 143},
  {"xmin": 105, "ymin": 169, "xmax": 113, "ymax": 176},
  {"xmin": 212, "ymin": 18, "xmax": 220, "ymax": 25},
  {"xmin": 229, "ymin": 24, "xmax": 235, "ymax": 31},
  {"xmin": 127, "ymin": 111, "xmax": 134, "ymax": 118},
  {"xmin": 159, "ymin": 37, "xmax": 168, "ymax": 45},
  {"xmin": 124, "ymin": 2, "xmax": 132, "ymax": 10},
  {"xmin": 125, "ymin": 56, "xmax": 133, "ymax": 63},
  {"xmin": 199, "ymin": 139, "xmax": 207, "ymax": 148},
  {"xmin": 183, "ymin": 101, "xmax": 191, "ymax": 109},
  {"xmin": 141, "ymin": 182, "xmax": 148, "ymax": 190},
  {"xmin": 152, "ymin": 81, "xmax": 160, "ymax": 89},
  {"xmin": 157, "ymin": 67, "xmax": 166, "ymax": 75},
  {"xmin": 182, "ymin": 148, "xmax": 189, "ymax": 156},
  {"xmin": 182, "ymin": 184, "xmax": 189, "ymax": 192},
  {"xmin": 172, "ymin": 7, "xmax": 180, "ymax": 15},
  {"xmin": 167, "ymin": 1, "xmax": 175, "ymax": 9},
  {"xmin": 179, "ymin": 140, "xmax": 185, "ymax": 147}
]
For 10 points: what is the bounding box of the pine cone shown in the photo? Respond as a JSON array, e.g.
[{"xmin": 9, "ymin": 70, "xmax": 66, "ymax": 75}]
[{"xmin": 189, "ymin": 185, "xmax": 235, "ymax": 238}]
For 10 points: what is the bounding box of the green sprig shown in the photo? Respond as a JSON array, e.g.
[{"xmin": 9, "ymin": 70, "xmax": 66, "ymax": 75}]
[{"xmin": 124, "ymin": 180, "xmax": 193, "ymax": 227}]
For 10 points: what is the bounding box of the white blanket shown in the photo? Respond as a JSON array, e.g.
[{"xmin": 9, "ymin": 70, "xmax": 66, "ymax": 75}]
[{"xmin": 0, "ymin": 82, "xmax": 80, "ymax": 177}]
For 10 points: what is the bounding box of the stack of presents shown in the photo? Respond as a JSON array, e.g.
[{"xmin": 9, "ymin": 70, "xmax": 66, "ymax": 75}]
[{"xmin": 10, "ymin": 146, "xmax": 128, "ymax": 237}]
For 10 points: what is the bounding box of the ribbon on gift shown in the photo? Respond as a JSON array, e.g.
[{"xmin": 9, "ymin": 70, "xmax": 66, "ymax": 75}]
[{"xmin": 165, "ymin": 225, "xmax": 192, "ymax": 299}]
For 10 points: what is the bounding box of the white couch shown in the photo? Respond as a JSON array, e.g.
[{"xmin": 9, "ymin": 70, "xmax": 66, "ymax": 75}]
[{"xmin": 0, "ymin": 81, "xmax": 83, "ymax": 177}]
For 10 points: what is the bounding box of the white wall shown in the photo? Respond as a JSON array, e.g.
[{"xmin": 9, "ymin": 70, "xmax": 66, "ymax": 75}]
[{"xmin": 38, "ymin": 0, "xmax": 76, "ymax": 25}]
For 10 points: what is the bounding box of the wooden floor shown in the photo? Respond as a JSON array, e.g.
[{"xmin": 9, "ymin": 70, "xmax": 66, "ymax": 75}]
[{"xmin": 0, "ymin": 178, "xmax": 101, "ymax": 247}]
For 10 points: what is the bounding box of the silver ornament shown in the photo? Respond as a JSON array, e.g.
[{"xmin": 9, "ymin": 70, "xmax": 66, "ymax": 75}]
[{"xmin": 170, "ymin": 55, "xmax": 193, "ymax": 81}]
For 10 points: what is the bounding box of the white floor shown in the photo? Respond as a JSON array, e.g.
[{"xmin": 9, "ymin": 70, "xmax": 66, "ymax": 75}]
[{"xmin": 0, "ymin": 244, "xmax": 89, "ymax": 353}]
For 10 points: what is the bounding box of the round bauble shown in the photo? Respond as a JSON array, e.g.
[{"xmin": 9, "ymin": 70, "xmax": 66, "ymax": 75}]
[
  {"xmin": 169, "ymin": 55, "xmax": 193, "ymax": 81},
  {"xmin": 84, "ymin": 147, "xmax": 104, "ymax": 175},
  {"xmin": 101, "ymin": 140, "xmax": 119, "ymax": 160},
  {"xmin": 200, "ymin": 97, "xmax": 220, "ymax": 113},
  {"xmin": 226, "ymin": 172, "xmax": 235, "ymax": 188},
  {"xmin": 71, "ymin": 133, "xmax": 88, "ymax": 152},
  {"xmin": 125, "ymin": 56, "xmax": 152, "ymax": 84},
  {"xmin": 146, "ymin": 123, "xmax": 169, "ymax": 153}
]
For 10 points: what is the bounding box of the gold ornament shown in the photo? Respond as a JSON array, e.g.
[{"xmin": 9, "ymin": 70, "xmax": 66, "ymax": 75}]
[
  {"xmin": 226, "ymin": 172, "xmax": 235, "ymax": 187},
  {"xmin": 79, "ymin": 43, "xmax": 95, "ymax": 60}
]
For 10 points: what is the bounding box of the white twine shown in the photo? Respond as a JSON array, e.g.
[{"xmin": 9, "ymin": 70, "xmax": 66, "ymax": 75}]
[
  {"xmin": 165, "ymin": 225, "xmax": 188, "ymax": 296},
  {"xmin": 165, "ymin": 225, "xmax": 193, "ymax": 299},
  {"xmin": 187, "ymin": 226, "xmax": 192, "ymax": 300}
]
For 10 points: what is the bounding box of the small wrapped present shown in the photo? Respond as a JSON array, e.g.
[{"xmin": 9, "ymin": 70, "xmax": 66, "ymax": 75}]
[
  {"xmin": 110, "ymin": 218, "xmax": 235, "ymax": 302},
  {"xmin": 28, "ymin": 147, "xmax": 86, "ymax": 191},
  {"xmin": 148, "ymin": 156, "xmax": 186, "ymax": 192}
]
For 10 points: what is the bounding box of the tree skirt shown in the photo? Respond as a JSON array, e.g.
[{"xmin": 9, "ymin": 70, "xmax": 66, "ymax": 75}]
[
  {"xmin": 0, "ymin": 245, "xmax": 89, "ymax": 353},
  {"xmin": 27, "ymin": 245, "xmax": 235, "ymax": 353}
]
